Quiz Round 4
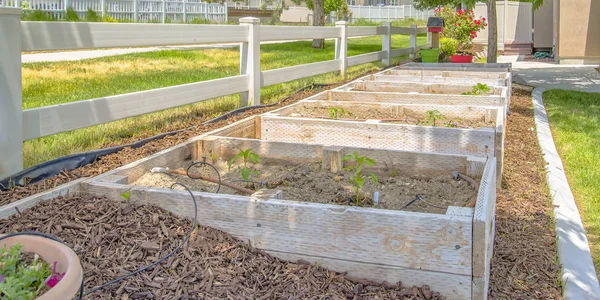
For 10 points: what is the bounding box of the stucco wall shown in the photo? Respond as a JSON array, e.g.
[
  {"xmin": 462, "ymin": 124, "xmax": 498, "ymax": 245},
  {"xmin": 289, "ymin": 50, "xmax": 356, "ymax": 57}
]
[
  {"xmin": 558, "ymin": 0, "xmax": 600, "ymax": 64},
  {"xmin": 533, "ymin": 0, "xmax": 553, "ymax": 49}
]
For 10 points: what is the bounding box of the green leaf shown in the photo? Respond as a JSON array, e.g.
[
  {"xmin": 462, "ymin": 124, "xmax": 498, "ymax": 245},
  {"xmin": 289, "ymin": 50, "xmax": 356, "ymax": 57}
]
[
  {"xmin": 228, "ymin": 151, "xmax": 245, "ymax": 170},
  {"xmin": 120, "ymin": 190, "xmax": 131, "ymax": 201},
  {"xmin": 370, "ymin": 174, "xmax": 379, "ymax": 184},
  {"xmin": 342, "ymin": 154, "xmax": 353, "ymax": 162},
  {"xmin": 364, "ymin": 157, "xmax": 376, "ymax": 166},
  {"xmin": 355, "ymin": 176, "xmax": 365, "ymax": 189},
  {"xmin": 241, "ymin": 167, "xmax": 251, "ymax": 181},
  {"xmin": 248, "ymin": 152, "xmax": 260, "ymax": 164}
]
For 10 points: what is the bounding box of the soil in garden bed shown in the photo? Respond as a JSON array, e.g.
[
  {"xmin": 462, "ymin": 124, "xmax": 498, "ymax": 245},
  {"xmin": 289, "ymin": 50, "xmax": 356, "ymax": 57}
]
[
  {"xmin": 282, "ymin": 104, "xmax": 495, "ymax": 129},
  {"xmin": 0, "ymin": 194, "xmax": 445, "ymax": 299},
  {"xmin": 132, "ymin": 161, "xmax": 477, "ymax": 214}
]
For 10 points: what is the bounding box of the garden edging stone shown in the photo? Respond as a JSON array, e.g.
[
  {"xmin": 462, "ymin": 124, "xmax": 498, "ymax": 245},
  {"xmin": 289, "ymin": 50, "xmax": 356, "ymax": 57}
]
[{"xmin": 532, "ymin": 87, "xmax": 600, "ymax": 299}]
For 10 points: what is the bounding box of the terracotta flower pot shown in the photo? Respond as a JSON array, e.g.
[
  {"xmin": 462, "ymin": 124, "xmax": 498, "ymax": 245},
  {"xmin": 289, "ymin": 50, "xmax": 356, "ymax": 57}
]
[
  {"xmin": 450, "ymin": 54, "xmax": 473, "ymax": 63},
  {"xmin": 1, "ymin": 235, "xmax": 83, "ymax": 300}
]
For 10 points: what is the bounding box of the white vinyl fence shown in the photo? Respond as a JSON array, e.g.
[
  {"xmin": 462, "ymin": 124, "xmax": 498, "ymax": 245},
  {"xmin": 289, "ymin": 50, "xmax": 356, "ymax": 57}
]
[
  {"xmin": 0, "ymin": 7, "xmax": 430, "ymax": 178},
  {"xmin": 0, "ymin": 0, "xmax": 228, "ymax": 23},
  {"xmin": 342, "ymin": 5, "xmax": 435, "ymax": 22}
]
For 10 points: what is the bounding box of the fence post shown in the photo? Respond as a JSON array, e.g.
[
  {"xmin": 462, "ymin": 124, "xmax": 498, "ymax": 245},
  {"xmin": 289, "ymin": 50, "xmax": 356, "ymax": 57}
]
[
  {"xmin": 335, "ymin": 20, "xmax": 348, "ymax": 78},
  {"xmin": 239, "ymin": 17, "xmax": 261, "ymax": 106},
  {"xmin": 64, "ymin": 0, "xmax": 69, "ymax": 12},
  {"xmin": 134, "ymin": 0, "xmax": 138, "ymax": 22},
  {"xmin": 182, "ymin": 0, "xmax": 186, "ymax": 23},
  {"xmin": 0, "ymin": 8, "xmax": 23, "ymax": 181},
  {"xmin": 409, "ymin": 24, "xmax": 417, "ymax": 59},
  {"xmin": 381, "ymin": 22, "xmax": 391, "ymax": 66},
  {"xmin": 204, "ymin": 3, "xmax": 209, "ymax": 20},
  {"xmin": 161, "ymin": 0, "xmax": 166, "ymax": 23},
  {"xmin": 100, "ymin": 0, "xmax": 105, "ymax": 17}
]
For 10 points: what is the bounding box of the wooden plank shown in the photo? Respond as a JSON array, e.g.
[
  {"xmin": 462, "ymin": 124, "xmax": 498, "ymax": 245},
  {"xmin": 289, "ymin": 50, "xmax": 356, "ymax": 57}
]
[
  {"xmin": 382, "ymin": 69, "xmax": 509, "ymax": 80},
  {"xmin": 416, "ymin": 27, "xmax": 429, "ymax": 34},
  {"xmin": 346, "ymin": 81, "xmax": 506, "ymax": 96},
  {"xmin": 82, "ymin": 182, "xmax": 474, "ymax": 275},
  {"xmin": 397, "ymin": 62, "xmax": 511, "ymax": 72},
  {"xmin": 199, "ymin": 115, "xmax": 257, "ymax": 139},
  {"xmin": 346, "ymin": 26, "xmax": 384, "ymax": 37},
  {"xmin": 261, "ymin": 60, "xmax": 340, "ymax": 87},
  {"xmin": 22, "ymin": 75, "xmax": 249, "ymax": 140},
  {"xmin": 91, "ymin": 140, "xmax": 195, "ymax": 184},
  {"xmin": 0, "ymin": 178, "xmax": 86, "ymax": 219},
  {"xmin": 267, "ymin": 250, "xmax": 472, "ymax": 300},
  {"xmin": 260, "ymin": 116, "xmax": 495, "ymax": 157},
  {"xmin": 446, "ymin": 206, "xmax": 474, "ymax": 217},
  {"xmin": 322, "ymin": 146, "xmax": 344, "ymax": 173},
  {"xmin": 390, "ymin": 27, "xmax": 415, "ymax": 35},
  {"xmin": 260, "ymin": 26, "xmax": 340, "ymax": 41},
  {"xmin": 373, "ymin": 75, "xmax": 506, "ymax": 87},
  {"xmin": 96, "ymin": 174, "xmax": 129, "ymax": 184},
  {"xmin": 472, "ymin": 158, "xmax": 497, "ymax": 296},
  {"xmin": 210, "ymin": 137, "xmax": 322, "ymax": 165},
  {"xmin": 347, "ymin": 51, "xmax": 386, "ymax": 67},
  {"xmin": 323, "ymin": 91, "xmax": 503, "ymax": 107},
  {"xmin": 21, "ymin": 22, "xmax": 248, "ymax": 51},
  {"xmin": 390, "ymin": 47, "xmax": 412, "ymax": 58},
  {"xmin": 466, "ymin": 156, "xmax": 487, "ymax": 178}
]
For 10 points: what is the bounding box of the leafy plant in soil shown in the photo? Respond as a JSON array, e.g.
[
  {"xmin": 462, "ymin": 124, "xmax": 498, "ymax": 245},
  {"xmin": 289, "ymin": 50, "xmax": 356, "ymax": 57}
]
[
  {"xmin": 0, "ymin": 243, "xmax": 53, "ymax": 299},
  {"xmin": 228, "ymin": 148, "xmax": 260, "ymax": 183},
  {"xmin": 328, "ymin": 107, "xmax": 352, "ymax": 120},
  {"xmin": 342, "ymin": 152, "xmax": 378, "ymax": 205},
  {"xmin": 425, "ymin": 110, "xmax": 446, "ymax": 126},
  {"xmin": 462, "ymin": 83, "xmax": 491, "ymax": 95}
]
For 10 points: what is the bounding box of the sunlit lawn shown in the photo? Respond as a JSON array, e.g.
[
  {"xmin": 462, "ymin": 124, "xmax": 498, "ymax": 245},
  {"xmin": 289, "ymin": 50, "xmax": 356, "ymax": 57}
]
[{"xmin": 544, "ymin": 89, "xmax": 600, "ymax": 277}]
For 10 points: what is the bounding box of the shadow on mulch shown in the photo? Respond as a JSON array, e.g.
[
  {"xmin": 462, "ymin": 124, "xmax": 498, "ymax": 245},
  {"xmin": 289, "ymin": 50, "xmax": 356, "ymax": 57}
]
[
  {"xmin": 489, "ymin": 86, "xmax": 562, "ymax": 299},
  {"xmin": 0, "ymin": 194, "xmax": 444, "ymax": 299}
]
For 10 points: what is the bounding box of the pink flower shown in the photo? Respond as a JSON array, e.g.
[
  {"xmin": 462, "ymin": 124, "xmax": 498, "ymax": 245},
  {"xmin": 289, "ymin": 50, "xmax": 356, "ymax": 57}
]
[
  {"xmin": 482, "ymin": 17, "xmax": 486, "ymax": 21},
  {"xmin": 45, "ymin": 262, "xmax": 65, "ymax": 288}
]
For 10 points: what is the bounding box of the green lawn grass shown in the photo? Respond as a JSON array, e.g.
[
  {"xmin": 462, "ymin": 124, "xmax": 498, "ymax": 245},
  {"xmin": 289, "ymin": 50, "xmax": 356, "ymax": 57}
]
[
  {"xmin": 22, "ymin": 34, "xmax": 426, "ymax": 168},
  {"xmin": 543, "ymin": 89, "xmax": 600, "ymax": 277}
]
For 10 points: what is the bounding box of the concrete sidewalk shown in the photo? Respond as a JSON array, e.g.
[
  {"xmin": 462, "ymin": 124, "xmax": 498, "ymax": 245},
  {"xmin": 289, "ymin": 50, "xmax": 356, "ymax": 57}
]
[{"xmin": 498, "ymin": 55, "xmax": 600, "ymax": 92}]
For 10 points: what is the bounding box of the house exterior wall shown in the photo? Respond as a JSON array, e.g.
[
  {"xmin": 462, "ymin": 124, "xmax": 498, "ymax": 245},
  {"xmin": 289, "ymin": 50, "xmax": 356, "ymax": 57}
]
[
  {"xmin": 558, "ymin": 0, "xmax": 600, "ymax": 64},
  {"xmin": 533, "ymin": 0, "xmax": 553, "ymax": 49}
]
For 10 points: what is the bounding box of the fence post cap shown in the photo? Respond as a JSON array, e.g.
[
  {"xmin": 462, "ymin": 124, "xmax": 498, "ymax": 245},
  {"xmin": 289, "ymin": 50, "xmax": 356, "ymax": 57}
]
[
  {"xmin": 335, "ymin": 20, "xmax": 348, "ymax": 26},
  {"xmin": 0, "ymin": 7, "xmax": 22, "ymax": 15},
  {"xmin": 239, "ymin": 17, "xmax": 260, "ymax": 24}
]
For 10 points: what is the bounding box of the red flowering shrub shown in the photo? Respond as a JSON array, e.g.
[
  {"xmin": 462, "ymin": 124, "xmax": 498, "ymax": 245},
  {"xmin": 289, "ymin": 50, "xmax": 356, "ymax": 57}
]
[{"xmin": 434, "ymin": 6, "xmax": 487, "ymax": 54}]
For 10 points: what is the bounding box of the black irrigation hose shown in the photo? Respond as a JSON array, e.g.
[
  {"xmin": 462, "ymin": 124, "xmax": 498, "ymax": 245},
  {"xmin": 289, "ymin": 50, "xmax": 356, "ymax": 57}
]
[
  {"xmin": 186, "ymin": 161, "xmax": 222, "ymax": 193},
  {"xmin": 0, "ymin": 65, "xmax": 395, "ymax": 191},
  {"xmin": 1, "ymin": 183, "xmax": 198, "ymax": 299}
]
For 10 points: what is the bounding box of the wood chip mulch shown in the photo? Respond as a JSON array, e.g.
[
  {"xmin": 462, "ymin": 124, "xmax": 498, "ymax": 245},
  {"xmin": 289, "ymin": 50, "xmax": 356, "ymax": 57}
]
[
  {"xmin": 0, "ymin": 194, "xmax": 444, "ymax": 299},
  {"xmin": 488, "ymin": 86, "xmax": 562, "ymax": 299}
]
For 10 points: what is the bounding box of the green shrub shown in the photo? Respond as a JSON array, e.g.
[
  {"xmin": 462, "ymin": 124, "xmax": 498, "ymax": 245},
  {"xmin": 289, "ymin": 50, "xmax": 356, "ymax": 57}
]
[
  {"xmin": 21, "ymin": 10, "xmax": 55, "ymax": 21},
  {"xmin": 85, "ymin": 8, "xmax": 101, "ymax": 22},
  {"xmin": 188, "ymin": 17, "xmax": 211, "ymax": 24},
  {"xmin": 65, "ymin": 7, "xmax": 80, "ymax": 21},
  {"xmin": 440, "ymin": 38, "xmax": 459, "ymax": 56}
]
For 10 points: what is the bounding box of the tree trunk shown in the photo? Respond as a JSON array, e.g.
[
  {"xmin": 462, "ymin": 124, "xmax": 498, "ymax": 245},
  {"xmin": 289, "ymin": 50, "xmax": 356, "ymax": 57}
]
[
  {"xmin": 486, "ymin": 0, "xmax": 497, "ymax": 63},
  {"xmin": 312, "ymin": 0, "xmax": 325, "ymax": 49}
]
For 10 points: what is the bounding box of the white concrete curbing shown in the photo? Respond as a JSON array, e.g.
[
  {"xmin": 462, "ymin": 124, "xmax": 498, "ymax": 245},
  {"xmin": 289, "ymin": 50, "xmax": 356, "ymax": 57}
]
[{"xmin": 532, "ymin": 87, "xmax": 600, "ymax": 299}]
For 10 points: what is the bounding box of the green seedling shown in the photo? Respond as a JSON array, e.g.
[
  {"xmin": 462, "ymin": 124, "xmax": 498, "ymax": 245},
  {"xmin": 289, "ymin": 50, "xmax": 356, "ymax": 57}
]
[
  {"xmin": 328, "ymin": 107, "xmax": 352, "ymax": 120},
  {"xmin": 120, "ymin": 190, "xmax": 131, "ymax": 201},
  {"xmin": 425, "ymin": 110, "xmax": 446, "ymax": 126},
  {"xmin": 342, "ymin": 152, "xmax": 378, "ymax": 205},
  {"xmin": 228, "ymin": 148, "xmax": 260, "ymax": 182},
  {"xmin": 462, "ymin": 83, "xmax": 491, "ymax": 95}
]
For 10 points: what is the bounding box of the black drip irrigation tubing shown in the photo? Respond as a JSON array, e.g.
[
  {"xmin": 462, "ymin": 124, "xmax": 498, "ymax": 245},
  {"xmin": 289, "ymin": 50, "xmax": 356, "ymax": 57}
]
[{"xmin": 0, "ymin": 67, "xmax": 387, "ymax": 191}]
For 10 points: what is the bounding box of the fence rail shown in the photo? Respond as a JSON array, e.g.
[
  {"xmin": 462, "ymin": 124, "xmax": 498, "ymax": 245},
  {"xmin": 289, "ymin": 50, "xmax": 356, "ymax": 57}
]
[
  {"xmin": 329, "ymin": 5, "xmax": 435, "ymax": 23},
  {"xmin": 0, "ymin": 7, "xmax": 430, "ymax": 178},
  {"xmin": 0, "ymin": 0, "xmax": 228, "ymax": 23}
]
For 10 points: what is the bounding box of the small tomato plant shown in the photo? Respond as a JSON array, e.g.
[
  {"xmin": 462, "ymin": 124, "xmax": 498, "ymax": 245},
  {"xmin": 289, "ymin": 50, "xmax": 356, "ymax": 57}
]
[
  {"xmin": 342, "ymin": 152, "xmax": 378, "ymax": 205},
  {"xmin": 228, "ymin": 148, "xmax": 260, "ymax": 182},
  {"xmin": 0, "ymin": 243, "xmax": 53, "ymax": 299},
  {"xmin": 425, "ymin": 110, "xmax": 446, "ymax": 126},
  {"xmin": 328, "ymin": 107, "xmax": 352, "ymax": 120},
  {"xmin": 462, "ymin": 83, "xmax": 491, "ymax": 95}
]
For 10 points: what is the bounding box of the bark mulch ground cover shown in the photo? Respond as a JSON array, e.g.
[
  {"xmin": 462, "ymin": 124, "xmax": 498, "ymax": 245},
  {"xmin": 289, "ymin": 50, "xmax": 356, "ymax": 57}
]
[
  {"xmin": 0, "ymin": 194, "xmax": 444, "ymax": 299},
  {"xmin": 488, "ymin": 86, "xmax": 562, "ymax": 299}
]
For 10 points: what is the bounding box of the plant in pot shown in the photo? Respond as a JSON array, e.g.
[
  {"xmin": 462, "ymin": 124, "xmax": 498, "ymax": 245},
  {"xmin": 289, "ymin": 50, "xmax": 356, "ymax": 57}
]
[
  {"xmin": 435, "ymin": 6, "xmax": 487, "ymax": 63},
  {"xmin": 439, "ymin": 37, "xmax": 458, "ymax": 62},
  {"xmin": 0, "ymin": 233, "xmax": 83, "ymax": 299}
]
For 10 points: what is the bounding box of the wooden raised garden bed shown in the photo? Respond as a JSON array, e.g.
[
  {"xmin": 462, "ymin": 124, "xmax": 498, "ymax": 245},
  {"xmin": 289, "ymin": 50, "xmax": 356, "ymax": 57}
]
[
  {"xmin": 81, "ymin": 129, "xmax": 497, "ymax": 299},
  {"xmin": 371, "ymin": 70, "xmax": 510, "ymax": 87}
]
